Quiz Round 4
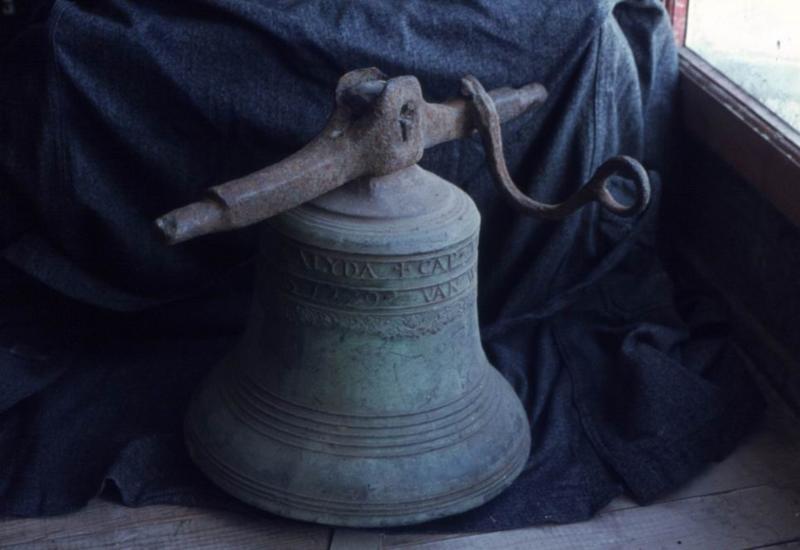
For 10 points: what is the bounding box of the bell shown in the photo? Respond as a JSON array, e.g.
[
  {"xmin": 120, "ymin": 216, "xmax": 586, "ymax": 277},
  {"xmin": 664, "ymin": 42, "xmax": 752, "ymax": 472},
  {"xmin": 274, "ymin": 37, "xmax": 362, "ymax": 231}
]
[{"xmin": 155, "ymin": 69, "xmax": 650, "ymax": 527}]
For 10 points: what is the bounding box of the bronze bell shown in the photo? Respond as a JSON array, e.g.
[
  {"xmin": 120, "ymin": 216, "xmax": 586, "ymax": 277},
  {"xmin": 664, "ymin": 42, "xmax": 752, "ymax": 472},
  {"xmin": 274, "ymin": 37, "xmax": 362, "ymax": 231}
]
[{"xmin": 155, "ymin": 68, "xmax": 650, "ymax": 527}]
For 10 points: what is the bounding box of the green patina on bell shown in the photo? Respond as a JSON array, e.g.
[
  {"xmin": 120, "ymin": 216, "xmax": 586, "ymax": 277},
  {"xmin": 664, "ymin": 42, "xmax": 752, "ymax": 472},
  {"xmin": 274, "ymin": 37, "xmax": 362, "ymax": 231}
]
[{"xmin": 155, "ymin": 68, "xmax": 649, "ymax": 527}]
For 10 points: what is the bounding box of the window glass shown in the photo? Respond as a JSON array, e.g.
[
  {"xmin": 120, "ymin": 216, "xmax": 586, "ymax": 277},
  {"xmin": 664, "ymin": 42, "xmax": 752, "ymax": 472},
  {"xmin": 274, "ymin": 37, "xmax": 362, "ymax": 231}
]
[{"xmin": 686, "ymin": 0, "xmax": 800, "ymax": 130}]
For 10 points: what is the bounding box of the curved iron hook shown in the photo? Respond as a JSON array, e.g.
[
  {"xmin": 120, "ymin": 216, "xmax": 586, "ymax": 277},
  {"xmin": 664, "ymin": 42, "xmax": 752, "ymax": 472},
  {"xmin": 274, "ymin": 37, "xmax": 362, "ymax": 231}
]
[{"xmin": 461, "ymin": 75, "xmax": 651, "ymax": 220}]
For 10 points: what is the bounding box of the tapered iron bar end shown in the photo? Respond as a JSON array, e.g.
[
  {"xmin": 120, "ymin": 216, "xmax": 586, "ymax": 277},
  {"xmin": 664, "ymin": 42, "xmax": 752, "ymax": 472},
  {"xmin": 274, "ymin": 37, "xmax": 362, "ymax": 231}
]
[
  {"xmin": 489, "ymin": 81, "xmax": 548, "ymax": 124},
  {"xmin": 155, "ymin": 200, "xmax": 228, "ymax": 245}
]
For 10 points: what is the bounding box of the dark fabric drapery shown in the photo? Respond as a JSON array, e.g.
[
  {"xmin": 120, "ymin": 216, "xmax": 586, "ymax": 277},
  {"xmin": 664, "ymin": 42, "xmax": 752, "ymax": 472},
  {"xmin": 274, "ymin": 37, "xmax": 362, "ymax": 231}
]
[{"xmin": 0, "ymin": 0, "xmax": 761, "ymax": 531}]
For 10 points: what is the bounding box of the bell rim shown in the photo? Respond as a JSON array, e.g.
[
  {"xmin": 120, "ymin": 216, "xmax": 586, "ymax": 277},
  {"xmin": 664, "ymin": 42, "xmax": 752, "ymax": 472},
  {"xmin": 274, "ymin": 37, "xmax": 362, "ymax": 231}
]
[{"xmin": 184, "ymin": 364, "xmax": 531, "ymax": 527}]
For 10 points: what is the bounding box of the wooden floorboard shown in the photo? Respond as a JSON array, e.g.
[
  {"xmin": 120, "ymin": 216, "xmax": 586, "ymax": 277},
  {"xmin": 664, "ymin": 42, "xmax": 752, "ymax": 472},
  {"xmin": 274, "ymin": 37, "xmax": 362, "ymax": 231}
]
[
  {"xmin": 329, "ymin": 529, "xmax": 384, "ymax": 550},
  {"xmin": 0, "ymin": 502, "xmax": 331, "ymax": 550},
  {"xmin": 384, "ymin": 485, "xmax": 800, "ymax": 549},
  {"xmin": 1, "ymin": 403, "xmax": 798, "ymax": 549}
]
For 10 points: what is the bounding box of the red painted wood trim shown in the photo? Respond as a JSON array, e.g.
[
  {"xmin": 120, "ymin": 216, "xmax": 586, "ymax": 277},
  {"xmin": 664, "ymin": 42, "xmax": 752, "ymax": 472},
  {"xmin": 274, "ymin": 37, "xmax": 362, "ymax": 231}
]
[{"xmin": 664, "ymin": 0, "xmax": 689, "ymax": 45}]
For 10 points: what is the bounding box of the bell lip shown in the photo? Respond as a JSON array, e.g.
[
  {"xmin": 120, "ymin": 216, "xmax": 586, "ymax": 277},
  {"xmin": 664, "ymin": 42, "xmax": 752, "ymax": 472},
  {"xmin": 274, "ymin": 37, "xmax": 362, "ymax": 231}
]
[
  {"xmin": 183, "ymin": 365, "xmax": 532, "ymax": 528},
  {"xmin": 186, "ymin": 425, "xmax": 530, "ymax": 528}
]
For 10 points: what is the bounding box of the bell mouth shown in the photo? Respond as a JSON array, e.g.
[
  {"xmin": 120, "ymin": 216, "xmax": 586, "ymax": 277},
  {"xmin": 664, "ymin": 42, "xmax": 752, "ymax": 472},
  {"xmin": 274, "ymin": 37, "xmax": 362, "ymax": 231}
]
[{"xmin": 184, "ymin": 354, "xmax": 531, "ymax": 527}]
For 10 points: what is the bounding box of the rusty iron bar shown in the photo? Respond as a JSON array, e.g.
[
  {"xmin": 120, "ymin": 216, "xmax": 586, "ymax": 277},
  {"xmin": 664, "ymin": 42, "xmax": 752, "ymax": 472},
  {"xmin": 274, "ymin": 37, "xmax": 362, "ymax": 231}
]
[
  {"xmin": 155, "ymin": 69, "xmax": 547, "ymax": 244},
  {"xmin": 155, "ymin": 69, "xmax": 649, "ymax": 245}
]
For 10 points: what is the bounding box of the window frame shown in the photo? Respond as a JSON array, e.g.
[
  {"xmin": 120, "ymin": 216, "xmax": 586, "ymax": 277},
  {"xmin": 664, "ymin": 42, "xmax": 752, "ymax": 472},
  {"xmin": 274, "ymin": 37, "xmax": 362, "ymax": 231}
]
[{"xmin": 665, "ymin": 1, "xmax": 800, "ymax": 226}]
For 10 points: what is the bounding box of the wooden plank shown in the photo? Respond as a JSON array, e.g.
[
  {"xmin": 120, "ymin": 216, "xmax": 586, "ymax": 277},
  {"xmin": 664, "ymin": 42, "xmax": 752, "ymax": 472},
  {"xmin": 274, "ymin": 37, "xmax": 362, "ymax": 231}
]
[
  {"xmin": 329, "ymin": 528, "xmax": 384, "ymax": 550},
  {"xmin": 0, "ymin": 500, "xmax": 331, "ymax": 550},
  {"xmin": 384, "ymin": 485, "xmax": 800, "ymax": 550},
  {"xmin": 664, "ymin": 0, "xmax": 689, "ymax": 46},
  {"xmin": 3, "ymin": 398, "xmax": 798, "ymax": 549},
  {"xmin": 4, "ymin": 405, "xmax": 797, "ymax": 550}
]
